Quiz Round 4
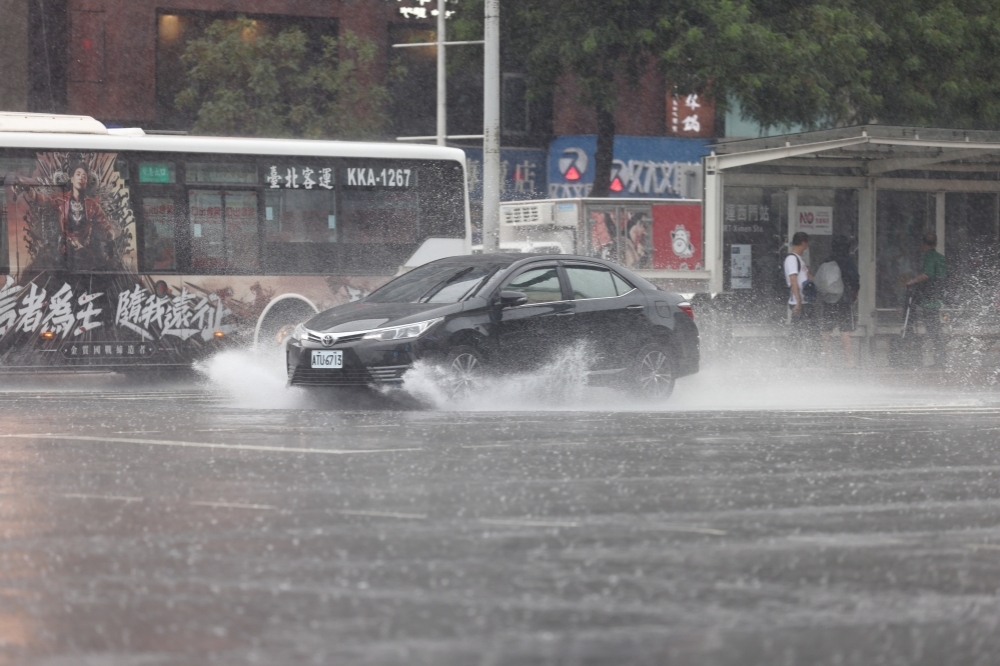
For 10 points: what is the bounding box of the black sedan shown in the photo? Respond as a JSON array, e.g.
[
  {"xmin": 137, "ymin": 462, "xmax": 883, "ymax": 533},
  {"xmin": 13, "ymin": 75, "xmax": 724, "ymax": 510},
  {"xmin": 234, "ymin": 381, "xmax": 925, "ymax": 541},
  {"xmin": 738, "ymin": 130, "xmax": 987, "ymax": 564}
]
[{"xmin": 286, "ymin": 254, "xmax": 699, "ymax": 399}]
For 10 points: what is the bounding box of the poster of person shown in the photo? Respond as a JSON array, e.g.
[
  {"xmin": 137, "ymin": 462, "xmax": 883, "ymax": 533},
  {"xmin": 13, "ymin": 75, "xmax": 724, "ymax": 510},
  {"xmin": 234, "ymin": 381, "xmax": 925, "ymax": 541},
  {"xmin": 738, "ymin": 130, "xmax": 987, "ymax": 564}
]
[
  {"xmin": 7, "ymin": 152, "xmax": 136, "ymax": 275},
  {"xmin": 622, "ymin": 211, "xmax": 652, "ymax": 270},
  {"xmin": 588, "ymin": 210, "xmax": 619, "ymax": 261}
]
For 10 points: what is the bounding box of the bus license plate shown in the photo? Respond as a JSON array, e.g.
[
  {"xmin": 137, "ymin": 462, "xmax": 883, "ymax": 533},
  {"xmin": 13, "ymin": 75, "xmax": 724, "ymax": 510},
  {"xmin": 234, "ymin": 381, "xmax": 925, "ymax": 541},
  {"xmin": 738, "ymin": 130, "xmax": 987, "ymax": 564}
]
[{"xmin": 311, "ymin": 350, "xmax": 343, "ymax": 369}]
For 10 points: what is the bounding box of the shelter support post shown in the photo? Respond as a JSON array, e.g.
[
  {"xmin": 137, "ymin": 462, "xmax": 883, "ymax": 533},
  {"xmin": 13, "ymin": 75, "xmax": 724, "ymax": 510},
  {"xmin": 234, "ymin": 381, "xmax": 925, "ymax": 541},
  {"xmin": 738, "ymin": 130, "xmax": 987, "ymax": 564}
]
[
  {"xmin": 858, "ymin": 179, "xmax": 877, "ymax": 359},
  {"xmin": 935, "ymin": 192, "xmax": 946, "ymax": 253},
  {"xmin": 787, "ymin": 188, "xmax": 798, "ymax": 247},
  {"xmin": 704, "ymin": 165, "xmax": 723, "ymax": 294}
]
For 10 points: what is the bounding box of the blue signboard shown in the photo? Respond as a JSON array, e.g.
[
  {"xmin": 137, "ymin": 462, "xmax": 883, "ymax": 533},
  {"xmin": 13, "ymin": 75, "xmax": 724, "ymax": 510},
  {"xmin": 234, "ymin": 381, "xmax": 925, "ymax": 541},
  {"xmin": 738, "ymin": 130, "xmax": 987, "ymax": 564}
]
[
  {"xmin": 548, "ymin": 135, "xmax": 710, "ymax": 199},
  {"xmin": 463, "ymin": 147, "xmax": 547, "ymax": 202}
]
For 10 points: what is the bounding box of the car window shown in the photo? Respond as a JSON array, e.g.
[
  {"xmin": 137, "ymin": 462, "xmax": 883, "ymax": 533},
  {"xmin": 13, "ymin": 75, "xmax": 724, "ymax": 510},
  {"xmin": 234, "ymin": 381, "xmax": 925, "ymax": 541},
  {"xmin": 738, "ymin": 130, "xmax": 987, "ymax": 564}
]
[
  {"xmin": 612, "ymin": 272, "xmax": 635, "ymax": 295},
  {"xmin": 366, "ymin": 263, "xmax": 500, "ymax": 303},
  {"xmin": 566, "ymin": 266, "xmax": 618, "ymax": 299},
  {"xmin": 504, "ymin": 266, "xmax": 563, "ymax": 304}
]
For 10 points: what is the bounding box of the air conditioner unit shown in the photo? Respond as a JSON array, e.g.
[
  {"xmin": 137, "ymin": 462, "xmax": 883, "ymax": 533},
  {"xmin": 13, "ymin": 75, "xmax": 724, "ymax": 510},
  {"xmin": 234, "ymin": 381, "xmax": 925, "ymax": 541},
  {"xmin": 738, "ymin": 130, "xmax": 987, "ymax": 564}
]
[{"xmin": 501, "ymin": 202, "xmax": 553, "ymax": 226}]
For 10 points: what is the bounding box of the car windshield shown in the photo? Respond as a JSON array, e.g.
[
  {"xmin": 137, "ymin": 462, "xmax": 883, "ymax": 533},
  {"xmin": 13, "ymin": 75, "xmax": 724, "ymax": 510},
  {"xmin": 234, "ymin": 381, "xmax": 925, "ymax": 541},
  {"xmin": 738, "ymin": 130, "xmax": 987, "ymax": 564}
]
[{"xmin": 365, "ymin": 263, "xmax": 500, "ymax": 304}]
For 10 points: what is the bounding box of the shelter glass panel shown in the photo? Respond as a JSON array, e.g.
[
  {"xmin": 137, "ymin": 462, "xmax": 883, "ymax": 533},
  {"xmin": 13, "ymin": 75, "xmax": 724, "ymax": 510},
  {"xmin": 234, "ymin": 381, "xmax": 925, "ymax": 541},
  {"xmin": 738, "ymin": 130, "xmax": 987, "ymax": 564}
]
[
  {"xmin": 876, "ymin": 191, "xmax": 933, "ymax": 309},
  {"xmin": 945, "ymin": 193, "xmax": 999, "ymax": 310}
]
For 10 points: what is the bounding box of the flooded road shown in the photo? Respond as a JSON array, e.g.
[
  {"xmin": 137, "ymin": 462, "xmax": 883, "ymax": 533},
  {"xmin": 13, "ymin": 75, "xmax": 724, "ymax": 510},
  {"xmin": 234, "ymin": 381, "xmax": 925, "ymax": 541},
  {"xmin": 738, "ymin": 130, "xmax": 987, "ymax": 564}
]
[{"xmin": 2, "ymin": 376, "xmax": 1000, "ymax": 665}]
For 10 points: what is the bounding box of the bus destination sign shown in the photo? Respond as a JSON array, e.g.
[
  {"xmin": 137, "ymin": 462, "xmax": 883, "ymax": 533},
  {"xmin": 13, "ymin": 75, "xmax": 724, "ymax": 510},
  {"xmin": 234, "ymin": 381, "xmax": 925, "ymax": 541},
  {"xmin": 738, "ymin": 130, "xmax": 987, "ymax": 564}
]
[{"xmin": 344, "ymin": 166, "xmax": 414, "ymax": 189}]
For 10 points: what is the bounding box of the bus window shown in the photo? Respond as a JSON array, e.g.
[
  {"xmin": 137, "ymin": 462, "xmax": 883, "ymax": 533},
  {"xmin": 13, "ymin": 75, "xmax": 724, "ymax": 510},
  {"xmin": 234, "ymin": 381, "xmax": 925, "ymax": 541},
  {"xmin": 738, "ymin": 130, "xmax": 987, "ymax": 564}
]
[
  {"xmin": 189, "ymin": 189, "xmax": 259, "ymax": 273},
  {"xmin": 264, "ymin": 189, "xmax": 337, "ymax": 244},
  {"xmin": 189, "ymin": 190, "xmax": 225, "ymax": 270},
  {"xmin": 185, "ymin": 162, "xmax": 256, "ymax": 185},
  {"xmin": 140, "ymin": 196, "xmax": 177, "ymax": 271},
  {"xmin": 225, "ymin": 191, "xmax": 259, "ymax": 272},
  {"xmin": 341, "ymin": 189, "xmax": 419, "ymax": 244}
]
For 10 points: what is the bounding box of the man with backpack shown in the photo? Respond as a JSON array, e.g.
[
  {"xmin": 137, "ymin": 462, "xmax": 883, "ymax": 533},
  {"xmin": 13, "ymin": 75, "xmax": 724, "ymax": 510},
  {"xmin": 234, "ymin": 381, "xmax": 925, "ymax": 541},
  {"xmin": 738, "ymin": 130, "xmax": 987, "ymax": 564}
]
[
  {"xmin": 906, "ymin": 232, "xmax": 947, "ymax": 368},
  {"xmin": 784, "ymin": 232, "xmax": 815, "ymax": 353},
  {"xmin": 815, "ymin": 235, "xmax": 860, "ymax": 367}
]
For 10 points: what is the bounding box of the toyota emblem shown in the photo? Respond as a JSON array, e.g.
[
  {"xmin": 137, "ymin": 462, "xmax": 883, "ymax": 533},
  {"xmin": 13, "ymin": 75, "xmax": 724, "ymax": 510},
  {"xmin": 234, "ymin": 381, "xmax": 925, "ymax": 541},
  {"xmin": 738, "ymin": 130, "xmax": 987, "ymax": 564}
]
[{"xmin": 322, "ymin": 334, "xmax": 336, "ymax": 347}]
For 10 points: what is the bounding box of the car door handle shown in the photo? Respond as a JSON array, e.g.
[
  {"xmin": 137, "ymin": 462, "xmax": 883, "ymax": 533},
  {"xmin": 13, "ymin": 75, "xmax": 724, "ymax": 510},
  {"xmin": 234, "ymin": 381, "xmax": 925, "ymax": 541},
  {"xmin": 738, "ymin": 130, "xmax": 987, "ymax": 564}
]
[{"xmin": 626, "ymin": 304, "xmax": 644, "ymax": 310}]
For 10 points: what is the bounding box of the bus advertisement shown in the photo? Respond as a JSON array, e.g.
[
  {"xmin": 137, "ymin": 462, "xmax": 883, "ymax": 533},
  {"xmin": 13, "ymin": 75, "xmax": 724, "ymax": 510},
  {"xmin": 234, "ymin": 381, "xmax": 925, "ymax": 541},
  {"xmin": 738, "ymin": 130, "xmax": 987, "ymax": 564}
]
[{"xmin": 0, "ymin": 114, "xmax": 470, "ymax": 371}]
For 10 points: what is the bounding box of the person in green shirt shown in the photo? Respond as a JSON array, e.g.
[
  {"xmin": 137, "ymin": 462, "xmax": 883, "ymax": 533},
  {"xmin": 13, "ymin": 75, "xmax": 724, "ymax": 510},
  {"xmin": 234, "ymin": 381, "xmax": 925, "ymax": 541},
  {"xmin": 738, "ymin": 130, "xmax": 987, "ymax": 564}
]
[{"xmin": 906, "ymin": 232, "xmax": 947, "ymax": 367}]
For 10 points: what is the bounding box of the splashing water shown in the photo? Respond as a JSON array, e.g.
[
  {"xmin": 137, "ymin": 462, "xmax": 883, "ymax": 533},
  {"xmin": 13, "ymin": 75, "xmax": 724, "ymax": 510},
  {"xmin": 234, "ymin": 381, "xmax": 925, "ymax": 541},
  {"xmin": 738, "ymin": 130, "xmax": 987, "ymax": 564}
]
[
  {"xmin": 194, "ymin": 341, "xmax": 993, "ymax": 412},
  {"xmin": 195, "ymin": 347, "xmax": 308, "ymax": 409}
]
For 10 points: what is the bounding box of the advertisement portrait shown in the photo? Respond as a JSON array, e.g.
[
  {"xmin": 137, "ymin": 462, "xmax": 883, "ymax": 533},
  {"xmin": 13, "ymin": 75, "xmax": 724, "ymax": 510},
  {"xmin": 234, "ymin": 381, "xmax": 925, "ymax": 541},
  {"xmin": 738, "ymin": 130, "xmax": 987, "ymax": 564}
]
[{"xmin": 7, "ymin": 152, "xmax": 137, "ymax": 275}]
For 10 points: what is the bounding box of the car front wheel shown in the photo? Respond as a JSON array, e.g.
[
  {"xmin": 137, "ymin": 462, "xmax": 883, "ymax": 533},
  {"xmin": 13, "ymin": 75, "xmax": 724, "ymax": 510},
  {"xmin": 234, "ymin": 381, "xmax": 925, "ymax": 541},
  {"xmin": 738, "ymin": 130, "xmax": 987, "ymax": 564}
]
[
  {"xmin": 628, "ymin": 343, "xmax": 676, "ymax": 400},
  {"xmin": 444, "ymin": 345, "xmax": 485, "ymax": 396}
]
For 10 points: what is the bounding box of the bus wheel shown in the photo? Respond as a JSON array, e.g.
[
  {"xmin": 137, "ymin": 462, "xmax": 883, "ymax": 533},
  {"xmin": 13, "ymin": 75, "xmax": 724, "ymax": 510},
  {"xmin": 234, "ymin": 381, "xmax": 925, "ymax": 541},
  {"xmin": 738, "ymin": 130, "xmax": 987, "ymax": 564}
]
[{"xmin": 257, "ymin": 300, "xmax": 316, "ymax": 350}]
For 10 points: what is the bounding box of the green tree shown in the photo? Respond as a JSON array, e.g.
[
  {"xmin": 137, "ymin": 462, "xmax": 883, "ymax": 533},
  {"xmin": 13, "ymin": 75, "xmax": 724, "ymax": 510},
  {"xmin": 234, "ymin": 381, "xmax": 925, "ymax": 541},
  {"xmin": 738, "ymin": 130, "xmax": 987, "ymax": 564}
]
[
  {"xmin": 453, "ymin": 0, "xmax": 662, "ymax": 197},
  {"xmin": 454, "ymin": 0, "xmax": 1000, "ymax": 196},
  {"xmin": 176, "ymin": 18, "xmax": 390, "ymax": 139}
]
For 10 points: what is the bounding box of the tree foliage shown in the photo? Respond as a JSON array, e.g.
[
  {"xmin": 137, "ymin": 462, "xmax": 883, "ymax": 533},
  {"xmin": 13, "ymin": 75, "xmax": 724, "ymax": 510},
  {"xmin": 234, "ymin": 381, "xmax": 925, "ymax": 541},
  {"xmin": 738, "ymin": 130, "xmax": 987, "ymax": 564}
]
[
  {"xmin": 453, "ymin": 0, "xmax": 1000, "ymax": 195},
  {"xmin": 176, "ymin": 18, "xmax": 390, "ymax": 139}
]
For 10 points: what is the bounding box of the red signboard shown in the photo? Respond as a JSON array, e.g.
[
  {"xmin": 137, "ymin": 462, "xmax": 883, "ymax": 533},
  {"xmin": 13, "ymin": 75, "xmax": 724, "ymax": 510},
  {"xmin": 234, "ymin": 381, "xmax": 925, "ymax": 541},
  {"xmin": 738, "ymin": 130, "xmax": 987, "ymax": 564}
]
[
  {"xmin": 666, "ymin": 92, "xmax": 715, "ymax": 139},
  {"xmin": 652, "ymin": 203, "xmax": 703, "ymax": 270}
]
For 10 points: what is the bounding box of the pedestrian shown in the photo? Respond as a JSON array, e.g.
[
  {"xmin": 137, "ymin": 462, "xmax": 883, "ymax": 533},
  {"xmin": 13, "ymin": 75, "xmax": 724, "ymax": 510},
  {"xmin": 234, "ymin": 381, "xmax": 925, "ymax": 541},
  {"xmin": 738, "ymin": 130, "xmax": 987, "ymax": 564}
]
[
  {"xmin": 784, "ymin": 231, "xmax": 815, "ymax": 355},
  {"xmin": 819, "ymin": 235, "xmax": 860, "ymax": 367},
  {"xmin": 905, "ymin": 232, "xmax": 947, "ymax": 368}
]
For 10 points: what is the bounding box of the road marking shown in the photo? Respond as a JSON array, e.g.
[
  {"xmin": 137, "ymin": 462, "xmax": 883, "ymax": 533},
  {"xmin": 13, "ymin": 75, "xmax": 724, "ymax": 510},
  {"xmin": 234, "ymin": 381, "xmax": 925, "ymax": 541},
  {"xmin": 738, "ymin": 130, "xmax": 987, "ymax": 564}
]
[
  {"xmin": 335, "ymin": 509, "xmax": 427, "ymax": 520},
  {"xmin": 479, "ymin": 518, "xmax": 579, "ymax": 528},
  {"xmin": 0, "ymin": 433, "xmax": 422, "ymax": 456},
  {"xmin": 60, "ymin": 493, "xmax": 143, "ymax": 502},
  {"xmin": 655, "ymin": 524, "xmax": 727, "ymax": 536},
  {"xmin": 190, "ymin": 501, "xmax": 278, "ymax": 511},
  {"xmin": 964, "ymin": 543, "xmax": 1000, "ymax": 551}
]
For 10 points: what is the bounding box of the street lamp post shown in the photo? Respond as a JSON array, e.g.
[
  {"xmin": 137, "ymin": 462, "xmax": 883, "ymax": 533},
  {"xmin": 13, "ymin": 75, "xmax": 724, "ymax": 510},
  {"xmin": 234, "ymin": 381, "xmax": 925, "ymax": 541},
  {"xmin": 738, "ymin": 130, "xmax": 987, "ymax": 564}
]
[{"xmin": 482, "ymin": 0, "xmax": 500, "ymax": 253}]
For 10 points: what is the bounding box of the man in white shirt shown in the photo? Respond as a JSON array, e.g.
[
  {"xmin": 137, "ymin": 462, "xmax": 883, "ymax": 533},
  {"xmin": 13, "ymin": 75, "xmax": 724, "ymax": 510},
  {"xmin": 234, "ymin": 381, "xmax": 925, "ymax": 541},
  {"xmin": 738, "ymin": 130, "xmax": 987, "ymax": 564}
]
[{"xmin": 784, "ymin": 231, "xmax": 814, "ymax": 351}]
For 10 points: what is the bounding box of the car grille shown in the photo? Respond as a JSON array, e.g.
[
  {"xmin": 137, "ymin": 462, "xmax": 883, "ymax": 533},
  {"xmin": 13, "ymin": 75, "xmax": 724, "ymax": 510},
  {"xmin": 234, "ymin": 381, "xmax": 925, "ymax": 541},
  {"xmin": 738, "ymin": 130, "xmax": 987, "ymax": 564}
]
[
  {"xmin": 289, "ymin": 364, "xmax": 409, "ymax": 386},
  {"xmin": 306, "ymin": 331, "xmax": 367, "ymax": 346}
]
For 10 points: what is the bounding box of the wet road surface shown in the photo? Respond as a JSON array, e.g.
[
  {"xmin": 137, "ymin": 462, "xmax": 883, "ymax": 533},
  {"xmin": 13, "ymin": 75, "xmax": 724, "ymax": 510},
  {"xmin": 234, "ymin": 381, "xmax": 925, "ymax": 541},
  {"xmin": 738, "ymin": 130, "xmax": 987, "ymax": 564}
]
[{"xmin": 2, "ymin": 378, "xmax": 1000, "ymax": 665}]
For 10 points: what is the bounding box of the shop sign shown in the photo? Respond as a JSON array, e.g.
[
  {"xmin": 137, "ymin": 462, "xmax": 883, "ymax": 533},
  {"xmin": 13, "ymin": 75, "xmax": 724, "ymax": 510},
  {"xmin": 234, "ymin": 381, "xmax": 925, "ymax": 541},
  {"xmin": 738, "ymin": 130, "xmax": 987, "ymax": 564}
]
[
  {"xmin": 797, "ymin": 206, "xmax": 833, "ymax": 235},
  {"xmin": 723, "ymin": 203, "xmax": 770, "ymax": 233},
  {"xmin": 548, "ymin": 135, "xmax": 708, "ymax": 200},
  {"xmin": 464, "ymin": 148, "xmax": 547, "ymax": 202},
  {"xmin": 667, "ymin": 92, "xmax": 715, "ymax": 139},
  {"xmin": 396, "ymin": 0, "xmax": 454, "ymax": 20}
]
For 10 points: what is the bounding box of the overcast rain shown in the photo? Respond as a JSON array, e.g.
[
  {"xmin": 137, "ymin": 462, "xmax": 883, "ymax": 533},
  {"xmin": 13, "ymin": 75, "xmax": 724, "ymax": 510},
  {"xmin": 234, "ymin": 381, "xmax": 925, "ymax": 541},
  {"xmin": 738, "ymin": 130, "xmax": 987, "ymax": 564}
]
[{"xmin": 5, "ymin": 1, "xmax": 1000, "ymax": 665}]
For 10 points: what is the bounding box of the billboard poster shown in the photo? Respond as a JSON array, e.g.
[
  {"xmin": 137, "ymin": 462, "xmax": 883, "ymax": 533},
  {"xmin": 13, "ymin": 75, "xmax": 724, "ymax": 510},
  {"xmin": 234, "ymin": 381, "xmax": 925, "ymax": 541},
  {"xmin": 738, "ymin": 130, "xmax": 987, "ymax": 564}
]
[
  {"xmin": 652, "ymin": 203, "xmax": 703, "ymax": 270},
  {"xmin": 797, "ymin": 206, "xmax": 833, "ymax": 235},
  {"xmin": 730, "ymin": 244, "xmax": 752, "ymax": 289},
  {"xmin": 548, "ymin": 135, "xmax": 709, "ymax": 200}
]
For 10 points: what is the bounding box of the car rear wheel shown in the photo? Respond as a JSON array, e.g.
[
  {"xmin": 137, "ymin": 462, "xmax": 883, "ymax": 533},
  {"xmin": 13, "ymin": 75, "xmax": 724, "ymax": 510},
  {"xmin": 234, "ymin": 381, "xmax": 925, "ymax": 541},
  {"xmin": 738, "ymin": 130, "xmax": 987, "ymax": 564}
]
[
  {"xmin": 445, "ymin": 346, "xmax": 485, "ymax": 396},
  {"xmin": 627, "ymin": 343, "xmax": 676, "ymax": 400}
]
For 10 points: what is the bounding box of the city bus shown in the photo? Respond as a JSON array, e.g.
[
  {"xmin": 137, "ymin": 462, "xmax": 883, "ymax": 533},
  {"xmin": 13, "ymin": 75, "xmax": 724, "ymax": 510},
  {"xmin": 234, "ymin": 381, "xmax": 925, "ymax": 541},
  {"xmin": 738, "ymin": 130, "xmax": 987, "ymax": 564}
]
[{"xmin": 0, "ymin": 113, "xmax": 470, "ymax": 371}]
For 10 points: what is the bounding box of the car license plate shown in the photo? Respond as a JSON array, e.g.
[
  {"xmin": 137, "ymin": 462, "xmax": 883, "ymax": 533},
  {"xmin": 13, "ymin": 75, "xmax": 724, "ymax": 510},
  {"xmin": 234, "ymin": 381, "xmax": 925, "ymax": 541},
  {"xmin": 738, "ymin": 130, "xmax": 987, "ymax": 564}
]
[{"xmin": 311, "ymin": 350, "xmax": 343, "ymax": 369}]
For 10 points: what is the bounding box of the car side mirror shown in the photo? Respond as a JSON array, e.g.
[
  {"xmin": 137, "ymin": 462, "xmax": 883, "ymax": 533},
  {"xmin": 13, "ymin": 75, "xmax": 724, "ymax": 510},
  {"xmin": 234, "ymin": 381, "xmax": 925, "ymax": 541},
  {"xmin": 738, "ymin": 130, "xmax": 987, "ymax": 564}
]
[{"xmin": 498, "ymin": 290, "xmax": 528, "ymax": 308}]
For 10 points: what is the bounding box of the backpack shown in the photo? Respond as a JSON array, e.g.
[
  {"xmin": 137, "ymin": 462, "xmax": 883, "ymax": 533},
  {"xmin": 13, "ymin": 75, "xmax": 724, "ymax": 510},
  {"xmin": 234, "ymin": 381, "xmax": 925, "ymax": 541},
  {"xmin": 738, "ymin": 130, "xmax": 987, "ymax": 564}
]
[
  {"xmin": 814, "ymin": 260, "xmax": 845, "ymax": 304},
  {"xmin": 784, "ymin": 253, "xmax": 816, "ymax": 304}
]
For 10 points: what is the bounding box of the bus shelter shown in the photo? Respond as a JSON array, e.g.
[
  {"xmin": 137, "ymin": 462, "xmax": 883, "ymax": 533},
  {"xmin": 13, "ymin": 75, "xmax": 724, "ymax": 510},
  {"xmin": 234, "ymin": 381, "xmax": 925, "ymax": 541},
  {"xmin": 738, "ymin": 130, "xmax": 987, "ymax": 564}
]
[{"xmin": 703, "ymin": 126, "xmax": 1000, "ymax": 365}]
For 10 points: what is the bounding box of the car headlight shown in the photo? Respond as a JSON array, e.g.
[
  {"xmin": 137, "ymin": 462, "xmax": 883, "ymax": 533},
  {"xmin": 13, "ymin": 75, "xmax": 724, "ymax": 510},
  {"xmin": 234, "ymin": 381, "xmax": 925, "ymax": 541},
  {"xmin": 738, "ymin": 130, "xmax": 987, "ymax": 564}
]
[
  {"xmin": 293, "ymin": 323, "xmax": 309, "ymax": 342},
  {"xmin": 362, "ymin": 317, "xmax": 443, "ymax": 342}
]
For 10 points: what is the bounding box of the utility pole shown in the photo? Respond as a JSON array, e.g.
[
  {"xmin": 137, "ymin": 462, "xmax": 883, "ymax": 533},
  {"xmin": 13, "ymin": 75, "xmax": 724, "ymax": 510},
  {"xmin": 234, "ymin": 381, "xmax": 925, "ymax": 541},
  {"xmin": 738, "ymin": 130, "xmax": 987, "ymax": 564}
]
[
  {"xmin": 482, "ymin": 0, "xmax": 500, "ymax": 253},
  {"xmin": 436, "ymin": 0, "xmax": 446, "ymax": 146}
]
